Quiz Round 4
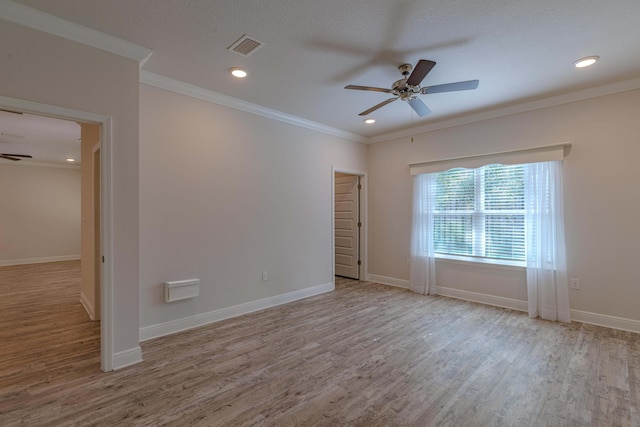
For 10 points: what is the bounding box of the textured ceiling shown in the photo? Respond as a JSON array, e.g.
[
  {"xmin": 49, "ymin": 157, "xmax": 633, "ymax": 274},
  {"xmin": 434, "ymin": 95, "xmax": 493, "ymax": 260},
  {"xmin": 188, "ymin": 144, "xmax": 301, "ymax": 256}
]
[
  {"xmin": 0, "ymin": 110, "xmax": 80, "ymax": 166},
  {"xmin": 9, "ymin": 0, "xmax": 640, "ymax": 140}
]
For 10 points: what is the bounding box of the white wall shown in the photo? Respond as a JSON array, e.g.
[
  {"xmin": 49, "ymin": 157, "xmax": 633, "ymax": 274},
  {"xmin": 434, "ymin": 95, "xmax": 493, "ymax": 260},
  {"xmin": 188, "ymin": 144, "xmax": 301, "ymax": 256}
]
[
  {"xmin": 139, "ymin": 84, "xmax": 367, "ymax": 331},
  {"xmin": 368, "ymin": 88, "xmax": 640, "ymax": 323},
  {"xmin": 0, "ymin": 163, "xmax": 80, "ymax": 265},
  {"xmin": 0, "ymin": 20, "xmax": 141, "ymax": 357}
]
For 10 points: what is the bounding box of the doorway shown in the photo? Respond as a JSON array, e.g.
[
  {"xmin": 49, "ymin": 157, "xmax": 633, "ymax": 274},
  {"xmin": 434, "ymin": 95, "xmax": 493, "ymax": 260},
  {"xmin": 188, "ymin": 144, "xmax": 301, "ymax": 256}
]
[
  {"xmin": 0, "ymin": 95, "xmax": 112, "ymax": 371},
  {"xmin": 333, "ymin": 169, "xmax": 366, "ymax": 281}
]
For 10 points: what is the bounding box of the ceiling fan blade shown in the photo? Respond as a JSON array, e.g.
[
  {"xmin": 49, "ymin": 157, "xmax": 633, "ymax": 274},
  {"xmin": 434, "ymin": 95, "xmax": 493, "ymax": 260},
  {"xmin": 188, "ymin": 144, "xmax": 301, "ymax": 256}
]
[
  {"xmin": 345, "ymin": 85, "xmax": 392, "ymax": 93},
  {"xmin": 0, "ymin": 153, "xmax": 32, "ymax": 161},
  {"xmin": 0, "ymin": 108, "xmax": 23, "ymax": 115},
  {"xmin": 422, "ymin": 80, "xmax": 479, "ymax": 94},
  {"xmin": 408, "ymin": 98, "xmax": 432, "ymax": 117},
  {"xmin": 406, "ymin": 59, "xmax": 436, "ymax": 86},
  {"xmin": 358, "ymin": 97, "xmax": 398, "ymax": 116}
]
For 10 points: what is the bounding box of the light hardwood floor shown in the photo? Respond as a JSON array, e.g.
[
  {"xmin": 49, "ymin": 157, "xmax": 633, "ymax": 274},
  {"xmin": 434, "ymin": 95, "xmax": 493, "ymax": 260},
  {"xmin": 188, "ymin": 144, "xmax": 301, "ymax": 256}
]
[{"xmin": 1, "ymin": 263, "xmax": 639, "ymax": 426}]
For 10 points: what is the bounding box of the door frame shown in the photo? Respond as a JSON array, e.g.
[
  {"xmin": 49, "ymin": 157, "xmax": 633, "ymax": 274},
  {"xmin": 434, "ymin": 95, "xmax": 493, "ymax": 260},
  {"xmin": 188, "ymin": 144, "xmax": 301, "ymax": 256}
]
[
  {"xmin": 331, "ymin": 166, "xmax": 367, "ymax": 285},
  {"xmin": 92, "ymin": 142, "xmax": 101, "ymax": 320},
  {"xmin": 0, "ymin": 95, "xmax": 114, "ymax": 372}
]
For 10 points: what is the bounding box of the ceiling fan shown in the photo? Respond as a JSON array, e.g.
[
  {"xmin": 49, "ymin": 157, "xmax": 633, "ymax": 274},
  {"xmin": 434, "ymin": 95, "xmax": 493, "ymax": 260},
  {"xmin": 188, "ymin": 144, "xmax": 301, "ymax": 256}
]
[
  {"xmin": 0, "ymin": 153, "xmax": 32, "ymax": 161},
  {"xmin": 345, "ymin": 59, "xmax": 479, "ymax": 117}
]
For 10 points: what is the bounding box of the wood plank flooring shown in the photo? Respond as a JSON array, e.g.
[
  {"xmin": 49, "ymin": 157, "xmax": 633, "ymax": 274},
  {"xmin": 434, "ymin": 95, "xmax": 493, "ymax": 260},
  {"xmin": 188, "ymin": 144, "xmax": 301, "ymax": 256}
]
[
  {"xmin": 1, "ymin": 265, "xmax": 639, "ymax": 426},
  {"xmin": 0, "ymin": 261, "xmax": 100, "ymax": 397}
]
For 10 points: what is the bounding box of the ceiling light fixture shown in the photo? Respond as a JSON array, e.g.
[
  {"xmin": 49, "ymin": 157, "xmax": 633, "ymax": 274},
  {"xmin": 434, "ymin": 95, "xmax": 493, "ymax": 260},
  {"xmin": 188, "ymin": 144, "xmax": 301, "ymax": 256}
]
[
  {"xmin": 574, "ymin": 56, "xmax": 599, "ymax": 68},
  {"xmin": 229, "ymin": 67, "xmax": 248, "ymax": 78},
  {"xmin": 364, "ymin": 118, "xmax": 376, "ymax": 124},
  {"xmin": 66, "ymin": 158, "xmax": 76, "ymax": 162}
]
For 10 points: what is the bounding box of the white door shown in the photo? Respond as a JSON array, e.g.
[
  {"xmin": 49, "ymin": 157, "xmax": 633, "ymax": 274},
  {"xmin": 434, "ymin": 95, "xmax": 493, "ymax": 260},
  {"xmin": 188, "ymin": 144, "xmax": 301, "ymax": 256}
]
[{"xmin": 334, "ymin": 173, "xmax": 360, "ymax": 279}]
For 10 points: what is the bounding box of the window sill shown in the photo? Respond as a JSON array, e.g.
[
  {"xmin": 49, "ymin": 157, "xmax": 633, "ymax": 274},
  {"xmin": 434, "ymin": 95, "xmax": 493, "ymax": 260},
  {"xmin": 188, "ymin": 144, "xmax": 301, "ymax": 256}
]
[{"xmin": 434, "ymin": 253, "xmax": 526, "ymax": 271}]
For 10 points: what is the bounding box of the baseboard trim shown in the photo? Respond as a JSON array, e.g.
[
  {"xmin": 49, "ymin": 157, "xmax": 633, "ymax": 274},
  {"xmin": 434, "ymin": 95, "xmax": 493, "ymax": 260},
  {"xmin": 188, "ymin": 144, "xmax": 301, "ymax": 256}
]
[
  {"xmin": 112, "ymin": 346, "xmax": 143, "ymax": 370},
  {"xmin": 436, "ymin": 287, "xmax": 640, "ymax": 334},
  {"xmin": 369, "ymin": 274, "xmax": 640, "ymax": 334},
  {"xmin": 570, "ymin": 309, "xmax": 640, "ymax": 334},
  {"xmin": 139, "ymin": 281, "xmax": 335, "ymax": 342},
  {"xmin": 79, "ymin": 291, "xmax": 96, "ymax": 320},
  {"xmin": 435, "ymin": 286, "xmax": 529, "ymax": 312},
  {"xmin": 0, "ymin": 255, "xmax": 80, "ymax": 267},
  {"xmin": 367, "ymin": 274, "xmax": 410, "ymax": 289}
]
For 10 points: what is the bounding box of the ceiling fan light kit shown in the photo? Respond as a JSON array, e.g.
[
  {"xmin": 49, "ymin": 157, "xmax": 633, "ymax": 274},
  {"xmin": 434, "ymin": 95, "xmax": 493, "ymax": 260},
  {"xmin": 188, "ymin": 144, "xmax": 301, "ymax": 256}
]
[{"xmin": 345, "ymin": 59, "xmax": 479, "ymax": 117}]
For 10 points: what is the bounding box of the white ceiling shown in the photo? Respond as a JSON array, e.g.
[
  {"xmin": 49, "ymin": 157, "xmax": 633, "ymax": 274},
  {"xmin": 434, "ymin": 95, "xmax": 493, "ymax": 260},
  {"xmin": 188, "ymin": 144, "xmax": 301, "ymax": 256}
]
[
  {"xmin": 0, "ymin": 110, "xmax": 80, "ymax": 166},
  {"xmin": 8, "ymin": 0, "xmax": 640, "ymax": 141}
]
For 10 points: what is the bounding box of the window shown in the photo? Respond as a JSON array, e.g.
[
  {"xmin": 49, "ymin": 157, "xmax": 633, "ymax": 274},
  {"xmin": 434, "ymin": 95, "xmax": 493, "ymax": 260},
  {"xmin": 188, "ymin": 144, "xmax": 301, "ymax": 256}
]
[
  {"xmin": 433, "ymin": 164, "xmax": 525, "ymax": 262},
  {"xmin": 410, "ymin": 149, "xmax": 569, "ymax": 320}
]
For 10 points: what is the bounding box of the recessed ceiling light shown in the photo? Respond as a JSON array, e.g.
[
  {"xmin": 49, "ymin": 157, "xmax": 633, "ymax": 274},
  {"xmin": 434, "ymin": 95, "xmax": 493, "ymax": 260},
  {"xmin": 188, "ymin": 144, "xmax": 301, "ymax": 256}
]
[
  {"xmin": 66, "ymin": 158, "xmax": 76, "ymax": 162},
  {"xmin": 229, "ymin": 67, "xmax": 248, "ymax": 78},
  {"xmin": 574, "ymin": 56, "xmax": 599, "ymax": 68},
  {"xmin": 364, "ymin": 118, "xmax": 376, "ymax": 124}
]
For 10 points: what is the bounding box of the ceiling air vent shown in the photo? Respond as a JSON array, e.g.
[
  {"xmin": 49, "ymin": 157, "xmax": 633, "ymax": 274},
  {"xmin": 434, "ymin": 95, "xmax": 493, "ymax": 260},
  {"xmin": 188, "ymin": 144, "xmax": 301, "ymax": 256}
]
[{"xmin": 227, "ymin": 34, "xmax": 264, "ymax": 57}]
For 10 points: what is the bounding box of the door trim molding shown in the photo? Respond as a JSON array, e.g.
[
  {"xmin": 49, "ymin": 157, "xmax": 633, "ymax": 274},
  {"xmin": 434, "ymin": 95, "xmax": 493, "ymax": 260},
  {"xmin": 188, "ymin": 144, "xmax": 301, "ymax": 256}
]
[
  {"xmin": 92, "ymin": 142, "xmax": 102, "ymax": 321},
  {"xmin": 0, "ymin": 95, "xmax": 114, "ymax": 372},
  {"xmin": 332, "ymin": 167, "xmax": 368, "ymax": 284}
]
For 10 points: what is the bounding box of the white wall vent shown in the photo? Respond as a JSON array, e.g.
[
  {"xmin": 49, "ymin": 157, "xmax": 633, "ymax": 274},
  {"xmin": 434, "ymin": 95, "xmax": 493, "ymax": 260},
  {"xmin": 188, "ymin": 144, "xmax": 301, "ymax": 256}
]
[
  {"xmin": 165, "ymin": 278, "xmax": 200, "ymax": 302},
  {"xmin": 226, "ymin": 34, "xmax": 264, "ymax": 57}
]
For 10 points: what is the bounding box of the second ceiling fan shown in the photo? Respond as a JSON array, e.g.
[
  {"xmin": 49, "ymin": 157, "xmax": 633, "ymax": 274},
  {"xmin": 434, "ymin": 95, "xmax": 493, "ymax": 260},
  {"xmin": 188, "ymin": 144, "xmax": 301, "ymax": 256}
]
[{"xmin": 345, "ymin": 59, "xmax": 479, "ymax": 117}]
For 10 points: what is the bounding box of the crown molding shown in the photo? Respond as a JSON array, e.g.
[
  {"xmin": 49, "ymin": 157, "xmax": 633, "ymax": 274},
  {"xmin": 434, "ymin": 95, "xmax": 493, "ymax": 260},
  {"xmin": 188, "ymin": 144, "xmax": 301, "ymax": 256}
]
[
  {"xmin": 139, "ymin": 71, "xmax": 367, "ymax": 143},
  {"xmin": 368, "ymin": 76, "xmax": 640, "ymax": 144},
  {"xmin": 0, "ymin": 0, "xmax": 152, "ymax": 65}
]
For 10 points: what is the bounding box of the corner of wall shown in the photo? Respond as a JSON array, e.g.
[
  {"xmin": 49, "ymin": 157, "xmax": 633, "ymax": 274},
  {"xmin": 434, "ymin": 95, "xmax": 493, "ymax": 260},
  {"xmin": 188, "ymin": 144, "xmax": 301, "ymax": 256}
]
[
  {"xmin": 79, "ymin": 290, "xmax": 96, "ymax": 321},
  {"xmin": 112, "ymin": 346, "xmax": 143, "ymax": 370}
]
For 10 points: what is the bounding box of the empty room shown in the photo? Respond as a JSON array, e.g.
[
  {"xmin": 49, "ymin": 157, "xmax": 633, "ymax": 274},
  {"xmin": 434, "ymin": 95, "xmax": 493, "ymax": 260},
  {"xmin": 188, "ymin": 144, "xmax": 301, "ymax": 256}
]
[{"xmin": 1, "ymin": 0, "xmax": 639, "ymax": 425}]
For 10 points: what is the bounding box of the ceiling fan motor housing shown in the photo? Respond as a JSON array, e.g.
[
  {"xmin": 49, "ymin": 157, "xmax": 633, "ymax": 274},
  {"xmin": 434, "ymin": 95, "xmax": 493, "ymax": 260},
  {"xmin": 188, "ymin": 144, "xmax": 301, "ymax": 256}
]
[
  {"xmin": 392, "ymin": 79, "xmax": 420, "ymax": 100},
  {"xmin": 398, "ymin": 63, "xmax": 413, "ymax": 76}
]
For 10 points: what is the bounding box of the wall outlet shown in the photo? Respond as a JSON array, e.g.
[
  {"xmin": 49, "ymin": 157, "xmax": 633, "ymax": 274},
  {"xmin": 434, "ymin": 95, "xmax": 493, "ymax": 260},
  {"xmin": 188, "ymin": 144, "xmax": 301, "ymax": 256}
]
[
  {"xmin": 262, "ymin": 271, "xmax": 268, "ymax": 281},
  {"xmin": 406, "ymin": 258, "xmax": 411, "ymax": 267},
  {"xmin": 570, "ymin": 278, "xmax": 581, "ymax": 290}
]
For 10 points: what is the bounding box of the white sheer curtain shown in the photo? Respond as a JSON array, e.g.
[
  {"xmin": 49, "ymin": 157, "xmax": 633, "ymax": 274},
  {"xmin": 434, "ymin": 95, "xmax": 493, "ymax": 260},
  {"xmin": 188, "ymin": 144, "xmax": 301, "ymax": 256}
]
[
  {"xmin": 525, "ymin": 160, "xmax": 570, "ymax": 322},
  {"xmin": 409, "ymin": 173, "xmax": 436, "ymax": 295},
  {"xmin": 409, "ymin": 160, "xmax": 570, "ymax": 322}
]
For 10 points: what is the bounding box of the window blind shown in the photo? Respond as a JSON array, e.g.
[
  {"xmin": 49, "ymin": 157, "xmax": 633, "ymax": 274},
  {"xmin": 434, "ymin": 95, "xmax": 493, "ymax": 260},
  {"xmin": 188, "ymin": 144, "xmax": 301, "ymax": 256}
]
[{"xmin": 433, "ymin": 165, "xmax": 525, "ymax": 261}]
